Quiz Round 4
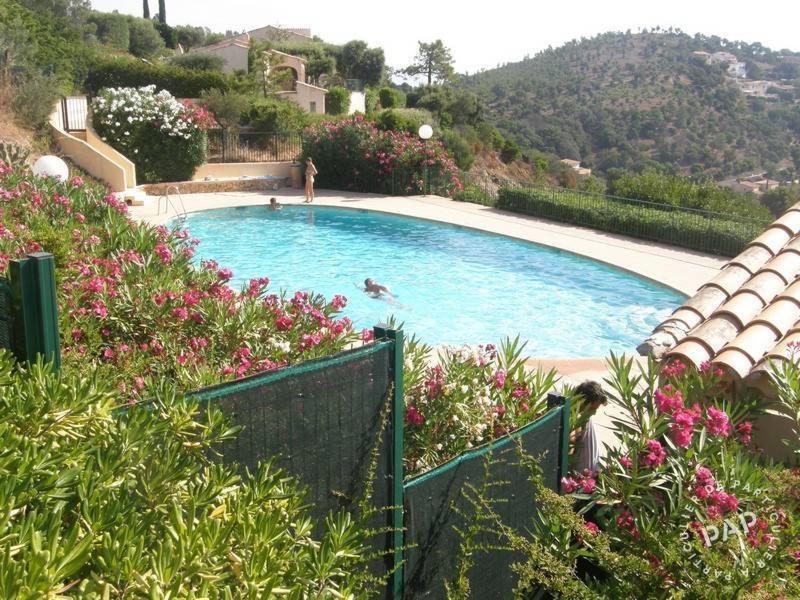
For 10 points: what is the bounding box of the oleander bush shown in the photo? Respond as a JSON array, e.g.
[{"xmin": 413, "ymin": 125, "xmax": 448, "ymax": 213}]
[
  {"xmin": 497, "ymin": 185, "xmax": 768, "ymax": 256},
  {"xmin": 402, "ymin": 336, "xmax": 558, "ymax": 475},
  {"xmin": 92, "ymin": 85, "xmax": 211, "ymax": 183},
  {"xmin": 85, "ymin": 56, "xmax": 231, "ymax": 97},
  {"xmin": 0, "ymin": 162, "xmax": 358, "ymax": 400},
  {"xmin": 448, "ymin": 355, "xmax": 800, "ymax": 597},
  {"xmin": 302, "ymin": 115, "xmax": 462, "ymax": 196}
]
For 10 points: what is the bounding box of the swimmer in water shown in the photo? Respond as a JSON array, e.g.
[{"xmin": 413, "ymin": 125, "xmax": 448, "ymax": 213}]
[
  {"xmin": 268, "ymin": 197, "xmax": 281, "ymax": 210},
  {"xmin": 363, "ymin": 278, "xmax": 392, "ymax": 298}
]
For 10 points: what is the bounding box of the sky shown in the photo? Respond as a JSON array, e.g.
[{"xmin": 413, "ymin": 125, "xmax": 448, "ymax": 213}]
[{"xmin": 91, "ymin": 0, "xmax": 800, "ymax": 74}]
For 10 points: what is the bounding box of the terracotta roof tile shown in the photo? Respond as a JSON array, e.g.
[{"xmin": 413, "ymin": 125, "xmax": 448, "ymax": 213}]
[
  {"xmin": 747, "ymin": 227, "xmax": 792, "ymax": 255},
  {"xmin": 715, "ymin": 291, "xmax": 765, "ymax": 328},
  {"xmin": 669, "ymin": 339, "xmax": 713, "ymax": 367},
  {"xmin": 739, "ymin": 271, "xmax": 785, "ymax": 304},
  {"xmin": 721, "ymin": 322, "xmax": 780, "ymax": 364},
  {"xmin": 683, "ymin": 286, "xmax": 729, "ymax": 318},
  {"xmin": 773, "ymin": 211, "xmax": 800, "ymax": 235},
  {"xmin": 760, "ymin": 251, "xmax": 800, "ymax": 283},
  {"xmin": 727, "ymin": 245, "xmax": 773, "ymax": 274},
  {"xmin": 714, "ymin": 348, "xmax": 756, "ymax": 379},
  {"xmin": 706, "ymin": 265, "xmax": 753, "ymax": 295},
  {"xmin": 640, "ymin": 205, "xmax": 800, "ymax": 381}
]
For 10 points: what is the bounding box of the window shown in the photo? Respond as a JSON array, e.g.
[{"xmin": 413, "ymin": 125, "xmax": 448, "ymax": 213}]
[{"xmin": 309, "ymin": 101, "xmax": 317, "ymax": 113}]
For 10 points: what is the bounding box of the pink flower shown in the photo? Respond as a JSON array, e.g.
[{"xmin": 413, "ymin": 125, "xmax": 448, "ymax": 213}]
[
  {"xmin": 670, "ymin": 406, "xmax": 699, "ymax": 448},
  {"xmin": 661, "ymin": 359, "xmax": 686, "ymax": 377},
  {"xmin": 492, "ymin": 370, "xmax": 506, "ymax": 389},
  {"xmin": 584, "ymin": 521, "xmax": 600, "ymax": 535},
  {"xmin": 561, "ymin": 477, "xmax": 578, "ymax": 493},
  {"xmin": 69, "ymin": 176, "xmax": 84, "ymax": 187},
  {"xmin": 217, "ymin": 268, "xmax": 233, "ymax": 282},
  {"xmin": 154, "ymin": 243, "xmax": 172, "ymax": 264},
  {"xmin": 736, "ymin": 421, "xmax": 753, "ymax": 444},
  {"xmin": 405, "ymin": 405, "xmax": 424, "ymax": 426},
  {"xmin": 641, "ymin": 439, "xmax": 666, "ymax": 468},
  {"xmin": 172, "ymin": 307, "xmax": 189, "ymax": 321},
  {"xmin": 654, "ymin": 386, "xmax": 683, "ymax": 414},
  {"xmin": 581, "ymin": 476, "xmax": 596, "ymax": 494},
  {"xmin": 619, "ymin": 456, "xmax": 633, "ymax": 469},
  {"xmin": 331, "ymin": 294, "xmax": 348, "ymax": 310},
  {"xmin": 705, "ymin": 406, "xmax": 730, "ymax": 437},
  {"xmin": 275, "ymin": 316, "xmax": 293, "ymax": 331}
]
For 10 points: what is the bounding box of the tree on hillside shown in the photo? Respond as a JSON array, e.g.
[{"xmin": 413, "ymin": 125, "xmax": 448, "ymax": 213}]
[
  {"xmin": 158, "ymin": 0, "xmax": 166, "ymax": 24},
  {"xmin": 404, "ymin": 40, "xmax": 455, "ymax": 86},
  {"xmin": 142, "ymin": 0, "xmax": 149, "ymax": 19}
]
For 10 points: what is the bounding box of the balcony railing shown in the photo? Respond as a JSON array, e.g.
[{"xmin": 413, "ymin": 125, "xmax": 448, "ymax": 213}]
[{"xmin": 206, "ymin": 129, "xmax": 302, "ymax": 163}]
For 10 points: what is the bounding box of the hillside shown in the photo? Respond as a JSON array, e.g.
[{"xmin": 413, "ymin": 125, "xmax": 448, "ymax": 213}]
[{"xmin": 462, "ymin": 31, "xmax": 800, "ymax": 179}]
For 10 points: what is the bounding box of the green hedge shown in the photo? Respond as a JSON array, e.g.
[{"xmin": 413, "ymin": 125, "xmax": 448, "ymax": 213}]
[
  {"xmin": 497, "ymin": 186, "xmax": 769, "ymax": 257},
  {"xmin": 85, "ymin": 56, "xmax": 231, "ymax": 97}
]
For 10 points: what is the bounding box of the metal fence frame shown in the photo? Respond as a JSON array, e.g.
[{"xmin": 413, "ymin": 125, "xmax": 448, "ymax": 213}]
[{"xmin": 206, "ymin": 129, "xmax": 303, "ymax": 163}]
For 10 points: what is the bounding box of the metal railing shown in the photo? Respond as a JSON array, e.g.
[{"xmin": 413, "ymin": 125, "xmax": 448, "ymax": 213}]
[
  {"xmin": 454, "ymin": 172, "xmax": 771, "ymax": 257},
  {"xmin": 206, "ymin": 129, "xmax": 302, "ymax": 163}
]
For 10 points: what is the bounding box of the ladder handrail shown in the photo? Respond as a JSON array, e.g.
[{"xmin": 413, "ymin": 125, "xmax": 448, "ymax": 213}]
[{"xmin": 156, "ymin": 185, "xmax": 187, "ymax": 220}]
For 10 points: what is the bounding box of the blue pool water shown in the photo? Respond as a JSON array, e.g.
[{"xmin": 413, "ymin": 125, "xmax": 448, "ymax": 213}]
[{"xmin": 183, "ymin": 205, "xmax": 684, "ymax": 357}]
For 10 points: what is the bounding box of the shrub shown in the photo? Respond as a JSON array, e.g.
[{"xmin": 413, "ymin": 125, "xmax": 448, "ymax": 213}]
[
  {"xmin": 126, "ymin": 15, "xmax": 165, "ymax": 57},
  {"xmin": 378, "ymin": 86, "xmax": 401, "ymax": 108},
  {"xmin": 402, "ymin": 337, "xmax": 558, "ymax": 475},
  {"xmin": 86, "ymin": 11, "xmax": 129, "ymax": 50},
  {"xmin": 609, "ymin": 168, "xmax": 772, "ymax": 220},
  {"xmin": 761, "ymin": 185, "xmax": 800, "ymax": 217},
  {"xmin": 302, "ymin": 115, "xmax": 462, "ymax": 195},
  {"xmin": 374, "ymin": 108, "xmax": 433, "ymax": 135},
  {"xmin": 450, "ymin": 356, "xmax": 800, "ymax": 597},
  {"xmin": 0, "ymin": 164, "xmax": 357, "ymax": 396},
  {"xmin": 170, "ymin": 51, "xmax": 225, "ymax": 72},
  {"xmin": 325, "ymin": 85, "xmax": 349, "ymax": 115},
  {"xmin": 243, "ymin": 97, "xmax": 309, "ymax": 131},
  {"xmin": 500, "ymin": 138, "xmax": 522, "ymax": 163},
  {"xmin": 497, "ymin": 185, "xmax": 768, "ymax": 256},
  {"xmin": 0, "ymin": 352, "xmax": 375, "ymax": 597},
  {"xmin": 440, "ymin": 129, "xmax": 474, "ymax": 171},
  {"xmin": 85, "ymin": 56, "xmax": 231, "ymax": 97},
  {"xmin": 11, "ymin": 72, "xmax": 61, "ymax": 129},
  {"xmin": 92, "ymin": 86, "xmax": 209, "ymax": 183},
  {"xmin": 199, "ymin": 88, "xmax": 249, "ymax": 128}
]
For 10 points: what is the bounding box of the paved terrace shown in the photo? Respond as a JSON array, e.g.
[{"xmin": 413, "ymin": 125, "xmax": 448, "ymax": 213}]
[{"xmin": 131, "ymin": 187, "xmax": 728, "ymax": 453}]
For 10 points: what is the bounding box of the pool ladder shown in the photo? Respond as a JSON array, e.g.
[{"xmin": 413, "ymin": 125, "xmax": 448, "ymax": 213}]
[{"xmin": 156, "ymin": 185, "xmax": 187, "ymax": 221}]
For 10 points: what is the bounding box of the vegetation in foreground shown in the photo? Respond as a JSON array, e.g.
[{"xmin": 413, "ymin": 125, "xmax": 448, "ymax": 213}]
[{"xmin": 447, "ymin": 356, "xmax": 800, "ymax": 598}]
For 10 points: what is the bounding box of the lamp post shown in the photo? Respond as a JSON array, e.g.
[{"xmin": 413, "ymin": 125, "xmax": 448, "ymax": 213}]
[{"xmin": 418, "ymin": 124, "xmax": 433, "ymax": 196}]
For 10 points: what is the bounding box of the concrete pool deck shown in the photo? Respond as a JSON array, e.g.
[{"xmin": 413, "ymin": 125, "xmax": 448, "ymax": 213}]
[{"xmin": 131, "ymin": 186, "xmax": 725, "ymax": 454}]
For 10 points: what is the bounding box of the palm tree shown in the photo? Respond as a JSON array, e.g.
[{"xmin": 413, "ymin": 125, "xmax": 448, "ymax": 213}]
[
  {"xmin": 142, "ymin": 0, "xmax": 149, "ymax": 19},
  {"xmin": 158, "ymin": 0, "xmax": 166, "ymax": 24}
]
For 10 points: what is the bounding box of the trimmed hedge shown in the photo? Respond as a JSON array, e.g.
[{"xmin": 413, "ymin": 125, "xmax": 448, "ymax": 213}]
[
  {"xmin": 497, "ymin": 185, "xmax": 769, "ymax": 257},
  {"xmin": 85, "ymin": 57, "xmax": 231, "ymax": 97}
]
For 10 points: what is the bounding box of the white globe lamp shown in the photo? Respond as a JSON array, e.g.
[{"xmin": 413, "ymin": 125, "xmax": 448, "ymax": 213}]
[
  {"xmin": 418, "ymin": 124, "xmax": 433, "ymax": 140},
  {"xmin": 32, "ymin": 156, "xmax": 69, "ymax": 181}
]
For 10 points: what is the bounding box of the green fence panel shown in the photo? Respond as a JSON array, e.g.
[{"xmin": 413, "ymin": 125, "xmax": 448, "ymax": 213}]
[
  {"xmin": 5, "ymin": 252, "xmax": 61, "ymax": 368},
  {"xmin": 401, "ymin": 397, "xmax": 569, "ymax": 599},
  {"xmin": 0, "ymin": 278, "xmax": 12, "ymax": 352}
]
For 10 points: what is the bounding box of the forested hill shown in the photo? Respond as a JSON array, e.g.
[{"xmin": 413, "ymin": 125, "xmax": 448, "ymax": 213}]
[{"xmin": 462, "ymin": 31, "xmax": 800, "ymax": 178}]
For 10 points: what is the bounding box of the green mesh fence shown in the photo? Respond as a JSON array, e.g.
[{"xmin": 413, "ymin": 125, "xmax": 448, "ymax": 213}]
[
  {"xmin": 0, "ymin": 279, "xmax": 11, "ymax": 352},
  {"xmin": 194, "ymin": 341, "xmax": 396, "ymax": 522},
  {"xmin": 402, "ymin": 400, "xmax": 569, "ymax": 599}
]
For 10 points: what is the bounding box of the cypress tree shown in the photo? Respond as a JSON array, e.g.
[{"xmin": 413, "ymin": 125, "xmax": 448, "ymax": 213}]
[
  {"xmin": 142, "ymin": 0, "xmax": 149, "ymax": 19},
  {"xmin": 158, "ymin": 0, "xmax": 166, "ymax": 24}
]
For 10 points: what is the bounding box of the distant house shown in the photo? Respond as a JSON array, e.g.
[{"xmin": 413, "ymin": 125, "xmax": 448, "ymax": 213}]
[
  {"xmin": 201, "ymin": 38, "xmax": 250, "ymax": 74},
  {"xmin": 268, "ymin": 50, "xmax": 327, "ymax": 114},
  {"xmin": 728, "ymin": 62, "xmax": 747, "ymax": 78},
  {"xmin": 198, "ymin": 28, "xmax": 326, "ymax": 114},
  {"xmin": 709, "ymin": 51, "xmax": 739, "ymax": 65},
  {"xmin": 560, "ymin": 158, "xmax": 592, "ymax": 177}
]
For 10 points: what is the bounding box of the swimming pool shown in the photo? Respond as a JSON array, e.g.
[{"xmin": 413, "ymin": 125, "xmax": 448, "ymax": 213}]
[{"xmin": 183, "ymin": 205, "xmax": 684, "ymax": 357}]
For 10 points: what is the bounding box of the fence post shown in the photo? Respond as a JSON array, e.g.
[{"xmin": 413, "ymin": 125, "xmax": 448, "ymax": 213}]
[
  {"xmin": 7, "ymin": 252, "xmax": 61, "ymax": 370},
  {"xmin": 373, "ymin": 324, "xmax": 404, "ymax": 600},
  {"xmin": 547, "ymin": 394, "xmax": 570, "ymax": 488}
]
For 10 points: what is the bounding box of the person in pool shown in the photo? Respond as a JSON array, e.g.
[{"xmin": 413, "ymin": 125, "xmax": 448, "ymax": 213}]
[
  {"xmin": 363, "ymin": 278, "xmax": 392, "ymax": 298},
  {"xmin": 268, "ymin": 197, "xmax": 281, "ymax": 210}
]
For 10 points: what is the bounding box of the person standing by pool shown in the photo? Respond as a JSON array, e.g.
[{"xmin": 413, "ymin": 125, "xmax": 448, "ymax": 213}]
[
  {"xmin": 304, "ymin": 157, "xmax": 318, "ymax": 203},
  {"xmin": 571, "ymin": 380, "xmax": 608, "ymax": 474}
]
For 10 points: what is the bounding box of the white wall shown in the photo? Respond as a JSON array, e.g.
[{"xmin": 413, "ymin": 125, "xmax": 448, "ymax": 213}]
[{"xmin": 348, "ymin": 91, "xmax": 366, "ymax": 114}]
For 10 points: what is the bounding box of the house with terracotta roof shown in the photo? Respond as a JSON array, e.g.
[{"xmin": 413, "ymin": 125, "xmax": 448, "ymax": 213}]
[{"xmin": 638, "ymin": 204, "xmax": 800, "ymax": 458}]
